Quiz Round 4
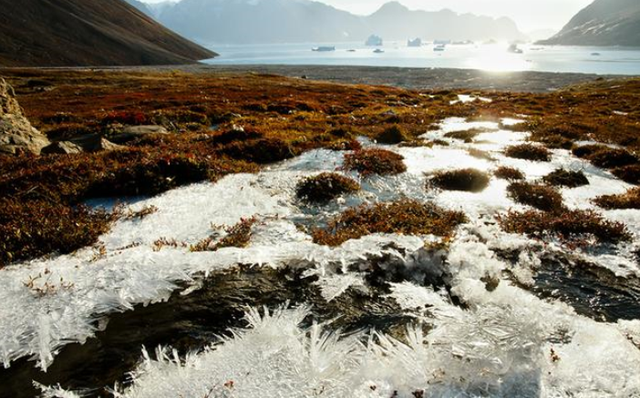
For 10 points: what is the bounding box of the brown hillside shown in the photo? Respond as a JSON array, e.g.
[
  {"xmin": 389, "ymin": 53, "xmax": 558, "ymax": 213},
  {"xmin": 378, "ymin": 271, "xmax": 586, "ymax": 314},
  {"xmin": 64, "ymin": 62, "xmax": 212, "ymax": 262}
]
[{"xmin": 0, "ymin": 0, "xmax": 216, "ymax": 67}]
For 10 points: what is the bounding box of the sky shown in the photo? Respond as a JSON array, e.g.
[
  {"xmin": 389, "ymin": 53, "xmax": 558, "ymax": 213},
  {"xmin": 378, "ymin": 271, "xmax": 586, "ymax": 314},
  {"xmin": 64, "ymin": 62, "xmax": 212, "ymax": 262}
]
[{"xmin": 139, "ymin": 0, "xmax": 595, "ymax": 32}]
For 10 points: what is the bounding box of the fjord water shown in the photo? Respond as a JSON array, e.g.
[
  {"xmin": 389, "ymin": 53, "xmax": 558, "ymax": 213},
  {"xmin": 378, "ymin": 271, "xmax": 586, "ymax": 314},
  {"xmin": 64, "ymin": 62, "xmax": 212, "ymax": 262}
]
[{"xmin": 204, "ymin": 42, "xmax": 640, "ymax": 75}]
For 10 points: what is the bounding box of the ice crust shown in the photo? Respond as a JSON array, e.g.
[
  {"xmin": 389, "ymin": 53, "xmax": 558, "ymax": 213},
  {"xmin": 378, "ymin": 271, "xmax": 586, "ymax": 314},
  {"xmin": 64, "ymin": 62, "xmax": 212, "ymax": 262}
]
[{"xmin": 1, "ymin": 118, "xmax": 639, "ymax": 397}]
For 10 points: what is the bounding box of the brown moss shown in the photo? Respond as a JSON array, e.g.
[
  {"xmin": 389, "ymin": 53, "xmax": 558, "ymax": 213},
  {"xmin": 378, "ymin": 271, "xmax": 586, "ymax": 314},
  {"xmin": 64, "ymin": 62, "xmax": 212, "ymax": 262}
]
[
  {"xmin": 542, "ymin": 169, "xmax": 589, "ymax": 188},
  {"xmin": 376, "ymin": 125, "xmax": 411, "ymax": 144},
  {"xmin": 296, "ymin": 173, "xmax": 360, "ymax": 203},
  {"xmin": 428, "ymin": 168, "xmax": 491, "ymax": 192},
  {"xmin": 343, "ymin": 148, "xmax": 407, "ymax": 176},
  {"xmin": 506, "ymin": 182, "xmax": 564, "ymax": 212},
  {"xmin": 611, "ymin": 164, "xmax": 640, "ymax": 185},
  {"xmin": 573, "ymin": 145, "xmax": 639, "ymax": 169},
  {"xmin": 593, "ymin": 187, "xmax": 640, "ymax": 210},
  {"xmin": 494, "ymin": 166, "xmax": 524, "ymax": 181},
  {"xmin": 444, "ymin": 127, "xmax": 491, "ymax": 142},
  {"xmin": 504, "ymin": 144, "xmax": 551, "ymax": 162},
  {"xmin": 0, "ymin": 198, "xmax": 114, "ymax": 266},
  {"xmin": 498, "ymin": 209, "xmax": 631, "ymax": 245},
  {"xmin": 222, "ymin": 137, "xmax": 299, "ymax": 164},
  {"xmin": 312, "ymin": 199, "xmax": 467, "ymax": 246},
  {"xmin": 191, "ymin": 217, "xmax": 257, "ymax": 252}
]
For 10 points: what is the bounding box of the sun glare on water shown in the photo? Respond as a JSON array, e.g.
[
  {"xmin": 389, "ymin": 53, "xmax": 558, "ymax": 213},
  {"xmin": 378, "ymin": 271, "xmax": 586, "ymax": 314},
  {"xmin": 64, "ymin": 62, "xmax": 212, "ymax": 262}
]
[{"xmin": 466, "ymin": 45, "xmax": 532, "ymax": 72}]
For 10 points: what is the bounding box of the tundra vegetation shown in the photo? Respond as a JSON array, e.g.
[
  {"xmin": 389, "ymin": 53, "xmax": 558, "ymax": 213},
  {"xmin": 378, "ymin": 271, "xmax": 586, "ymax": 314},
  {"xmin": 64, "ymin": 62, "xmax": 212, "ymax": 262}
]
[{"xmin": 0, "ymin": 69, "xmax": 639, "ymax": 266}]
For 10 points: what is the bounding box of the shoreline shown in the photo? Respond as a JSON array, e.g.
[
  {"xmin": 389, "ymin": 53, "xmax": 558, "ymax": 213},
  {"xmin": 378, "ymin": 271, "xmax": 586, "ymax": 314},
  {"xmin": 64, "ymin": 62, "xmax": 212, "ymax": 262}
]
[{"xmin": 2, "ymin": 64, "xmax": 630, "ymax": 93}]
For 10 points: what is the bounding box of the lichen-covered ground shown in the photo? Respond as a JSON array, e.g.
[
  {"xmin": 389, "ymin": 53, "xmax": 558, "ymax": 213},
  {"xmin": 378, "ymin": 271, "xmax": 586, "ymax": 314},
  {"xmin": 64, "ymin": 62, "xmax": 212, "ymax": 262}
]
[{"xmin": 0, "ymin": 69, "xmax": 639, "ymax": 397}]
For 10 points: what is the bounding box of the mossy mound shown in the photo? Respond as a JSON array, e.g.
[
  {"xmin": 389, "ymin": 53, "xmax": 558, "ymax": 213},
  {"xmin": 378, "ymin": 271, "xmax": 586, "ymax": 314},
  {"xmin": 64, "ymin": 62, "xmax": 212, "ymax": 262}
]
[
  {"xmin": 376, "ymin": 125, "xmax": 411, "ymax": 144},
  {"xmin": 504, "ymin": 144, "xmax": 551, "ymax": 162},
  {"xmin": 312, "ymin": 199, "xmax": 467, "ymax": 246},
  {"xmin": 296, "ymin": 172, "xmax": 361, "ymax": 203},
  {"xmin": 611, "ymin": 164, "xmax": 640, "ymax": 185},
  {"xmin": 498, "ymin": 209, "xmax": 631, "ymax": 245},
  {"xmin": 428, "ymin": 168, "xmax": 491, "ymax": 192},
  {"xmin": 572, "ymin": 145, "xmax": 639, "ymax": 169},
  {"xmin": 542, "ymin": 168, "xmax": 589, "ymax": 188},
  {"xmin": 507, "ymin": 182, "xmax": 564, "ymax": 212},
  {"xmin": 494, "ymin": 166, "xmax": 524, "ymax": 181},
  {"xmin": 593, "ymin": 187, "xmax": 640, "ymax": 210},
  {"xmin": 343, "ymin": 148, "xmax": 407, "ymax": 176}
]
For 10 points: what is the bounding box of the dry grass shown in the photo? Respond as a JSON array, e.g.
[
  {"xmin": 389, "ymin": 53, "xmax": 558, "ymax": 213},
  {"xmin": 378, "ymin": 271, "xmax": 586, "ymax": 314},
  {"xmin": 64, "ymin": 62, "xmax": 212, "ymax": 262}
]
[
  {"xmin": 296, "ymin": 173, "xmax": 360, "ymax": 203},
  {"xmin": 507, "ymin": 182, "xmax": 564, "ymax": 212},
  {"xmin": 343, "ymin": 148, "xmax": 407, "ymax": 176},
  {"xmin": 428, "ymin": 168, "xmax": 491, "ymax": 192},
  {"xmin": 593, "ymin": 187, "xmax": 640, "ymax": 210},
  {"xmin": 312, "ymin": 199, "xmax": 467, "ymax": 246}
]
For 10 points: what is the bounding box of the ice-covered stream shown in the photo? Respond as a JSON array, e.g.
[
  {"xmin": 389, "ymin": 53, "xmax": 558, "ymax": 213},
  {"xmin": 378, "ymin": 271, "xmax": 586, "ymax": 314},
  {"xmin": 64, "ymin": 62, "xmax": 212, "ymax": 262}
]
[{"xmin": 1, "ymin": 118, "xmax": 640, "ymax": 397}]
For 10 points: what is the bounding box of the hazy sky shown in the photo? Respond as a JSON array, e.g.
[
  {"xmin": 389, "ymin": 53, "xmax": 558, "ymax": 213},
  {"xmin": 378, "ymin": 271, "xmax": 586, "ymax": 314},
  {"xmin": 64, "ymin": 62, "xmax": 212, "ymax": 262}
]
[{"xmin": 139, "ymin": 0, "xmax": 594, "ymax": 32}]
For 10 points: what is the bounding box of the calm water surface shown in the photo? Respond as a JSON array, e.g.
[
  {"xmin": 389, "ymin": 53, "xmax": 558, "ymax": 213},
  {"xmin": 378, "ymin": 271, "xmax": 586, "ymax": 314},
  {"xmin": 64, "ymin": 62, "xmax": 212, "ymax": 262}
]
[{"xmin": 204, "ymin": 42, "xmax": 640, "ymax": 75}]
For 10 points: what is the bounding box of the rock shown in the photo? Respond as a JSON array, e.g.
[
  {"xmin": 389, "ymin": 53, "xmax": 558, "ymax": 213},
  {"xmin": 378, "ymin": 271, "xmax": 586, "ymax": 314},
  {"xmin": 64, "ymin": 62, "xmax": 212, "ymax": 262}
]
[
  {"xmin": 41, "ymin": 141, "xmax": 83, "ymax": 155},
  {"xmin": 0, "ymin": 78, "xmax": 50, "ymax": 155},
  {"xmin": 108, "ymin": 125, "xmax": 169, "ymax": 144},
  {"xmin": 70, "ymin": 133, "xmax": 124, "ymax": 152}
]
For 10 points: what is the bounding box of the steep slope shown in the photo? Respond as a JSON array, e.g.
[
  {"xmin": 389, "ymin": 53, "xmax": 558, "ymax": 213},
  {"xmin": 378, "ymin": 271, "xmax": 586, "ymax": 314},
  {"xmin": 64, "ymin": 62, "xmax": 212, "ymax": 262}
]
[
  {"xmin": 158, "ymin": 0, "xmax": 525, "ymax": 44},
  {"xmin": 0, "ymin": 0, "xmax": 216, "ymax": 67},
  {"xmin": 538, "ymin": 0, "xmax": 640, "ymax": 46}
]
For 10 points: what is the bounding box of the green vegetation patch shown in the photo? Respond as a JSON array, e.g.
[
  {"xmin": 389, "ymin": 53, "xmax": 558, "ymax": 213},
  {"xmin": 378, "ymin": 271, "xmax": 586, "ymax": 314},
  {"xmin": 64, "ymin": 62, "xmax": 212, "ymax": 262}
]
[{"xmin": 312, "ymin": 199, "xmax": 467, "ymax": 247}]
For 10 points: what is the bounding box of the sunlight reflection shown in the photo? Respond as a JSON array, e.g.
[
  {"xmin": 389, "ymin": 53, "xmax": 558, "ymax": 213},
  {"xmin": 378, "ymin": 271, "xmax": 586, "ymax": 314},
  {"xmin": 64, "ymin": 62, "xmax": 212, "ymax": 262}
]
[{"xmin": 465, "ymin": 45, "xmax": 532, "ymax": 72}]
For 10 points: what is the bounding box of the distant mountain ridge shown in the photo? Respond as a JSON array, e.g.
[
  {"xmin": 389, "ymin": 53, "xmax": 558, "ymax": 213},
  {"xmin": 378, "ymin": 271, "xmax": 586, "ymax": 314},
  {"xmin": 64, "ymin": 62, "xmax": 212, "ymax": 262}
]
[
  {"xmin": 538, "ymin": 0, "xmax": 640, "ymax": 46},
  {"xmin": 0, "ymin": 0, "xmax": 216, "ymax": 67},
  {"xmin": 153, "ymin": 0, "xmax": 526, "ymax": 44}
]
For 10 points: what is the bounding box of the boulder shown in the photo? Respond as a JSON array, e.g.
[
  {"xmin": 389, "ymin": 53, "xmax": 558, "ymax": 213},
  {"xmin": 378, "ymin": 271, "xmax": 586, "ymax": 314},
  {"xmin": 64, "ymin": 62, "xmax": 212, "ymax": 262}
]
[
  {"xmin": 108, "ymin": 125, "xmax": 169, "ymax": 144},
  {"xmin": 0, "ymin": 78, "xmax": 50, "ymax": 155},
  {"xmin": 41, "ymin": 140, "xmax": 83, "ymax": 155},
  {"xmin": 70, "ymin": 133, "xmax": 124, "ymax": 152}
]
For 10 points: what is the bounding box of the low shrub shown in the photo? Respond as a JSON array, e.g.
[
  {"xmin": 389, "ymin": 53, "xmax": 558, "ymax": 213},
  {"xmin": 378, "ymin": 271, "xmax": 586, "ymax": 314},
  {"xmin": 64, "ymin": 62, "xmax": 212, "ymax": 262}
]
[
  {"xmin": 542, "ymin": 169, "xmax": 589, "ymax": 188},
  {"xmin": 572, "ymin": 145, "xmax": 639, "ymax": 168},
  {"xmin": 494, "ymin": 166, "xmax": 524, "ymax": 181},
  {"xmin": 506, "ymin": 182, "xmax": 564, "ymax": 212},
  {"xmin": 296, "ymin": 173, "xmax": 360, "ymax": 203},
  {"xmin": 222, "ymin": 138, "xmax": 298, "ymax": 164},
  {"xmin": 376, "ymin": 125, "xmax": 410, "ymax": 144},
  {"xmin": 593, "ymin": 187, "xmax": 640, "ymax": 210},
  {"xmin": 343, "ymin": 148, "xmax": 407, "ymax": 176},
  {"xmin": 312, "ymin": 199, "xmax": 467, "ymax": 246},
  {"xmin": 498, "ymin": 209, "xmax": 631, "ymax": 245},
  {"xmin": 428, "ymin": 168, "xmax": 490, "ymax": 192},
  {"xmin": 611, "ymin": 164, "xmax": 640, "ymax": 185},
  {"xmin": 191, "ymin": 217, "xmax": 257, "ymax": 252},
  {"xmin": 444, "ymin": 127, "xmax": 489, "ymax": 142},
  {"xmin": 0, "ymin": 198, "xmax": 113, "ymax": 266},
  {"xmin": 504, "ymin": 144, "xmax": 551, "ymax": 162}
]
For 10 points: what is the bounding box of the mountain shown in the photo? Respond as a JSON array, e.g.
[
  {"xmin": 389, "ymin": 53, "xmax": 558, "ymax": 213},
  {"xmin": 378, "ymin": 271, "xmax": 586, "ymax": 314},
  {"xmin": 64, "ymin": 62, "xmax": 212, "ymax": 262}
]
[
  {"xmin": 156, "ymin": 0, "xmax": 525, "ymax": 44},
  {"xmin": 0, "ymin": 0, "xmax": 216, "ymax": 67},
  {"xmin": 538, "ymin": 0, "xmax": 640, "ymax": 46},
  {"xmin": 124, "ymin": 0, "xmax": 154, "ymax": 15}
]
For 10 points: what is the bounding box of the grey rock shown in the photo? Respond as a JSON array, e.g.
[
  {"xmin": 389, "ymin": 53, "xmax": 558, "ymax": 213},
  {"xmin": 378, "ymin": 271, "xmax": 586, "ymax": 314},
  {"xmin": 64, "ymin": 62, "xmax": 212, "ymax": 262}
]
[
  {"xmin": 0, "ymin": 78, "xmax": 50, "ymax": 155},
  {"xmin": 109, "ymin": 125, "xmax": 169, "ymax": 144},
  {"xmin": 41, "ymin": 141, "xmax": 83, "ymax": 155}
]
